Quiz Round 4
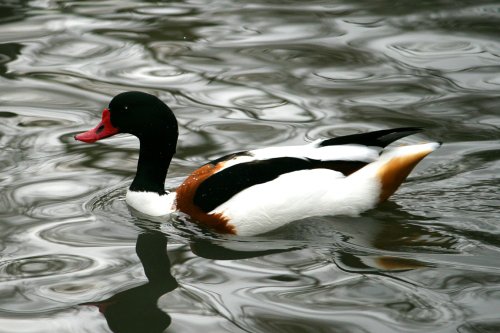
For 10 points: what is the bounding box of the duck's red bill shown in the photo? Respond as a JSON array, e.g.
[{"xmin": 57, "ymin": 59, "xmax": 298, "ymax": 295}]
[{"xmin": 75, "ymin": 108, "xmax": 119, "ymax": 143}]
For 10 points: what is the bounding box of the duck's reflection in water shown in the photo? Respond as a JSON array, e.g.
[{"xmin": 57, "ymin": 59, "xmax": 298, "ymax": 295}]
[{"xmin": 82, "ymin": 230, "xmax": 176, "ymax": 333}]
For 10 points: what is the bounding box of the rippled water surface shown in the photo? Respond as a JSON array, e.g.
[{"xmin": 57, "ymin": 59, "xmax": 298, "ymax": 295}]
[{"xmin": 1, "ymin": 1, "xmax": 500, "ymax": 332}]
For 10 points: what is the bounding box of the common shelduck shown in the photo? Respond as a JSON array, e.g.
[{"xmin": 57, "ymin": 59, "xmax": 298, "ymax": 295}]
[{"xmin": 75, "ymin": 91, "xmax": 440, "ymax": 236}]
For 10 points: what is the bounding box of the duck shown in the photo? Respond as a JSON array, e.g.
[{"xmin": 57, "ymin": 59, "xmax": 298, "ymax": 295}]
[{"xmin": 75, "ymin": 91, "xmax": 440, "ymax": 236}]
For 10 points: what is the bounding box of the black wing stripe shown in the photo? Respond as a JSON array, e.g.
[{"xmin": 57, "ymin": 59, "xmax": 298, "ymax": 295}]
[
  {"xmin": 319, "ymin": 127, "xmax": 422, "ymax": 148},
  {"xmin": 193, "ymin": 157, "xmax": 367, "ymax": 212}
]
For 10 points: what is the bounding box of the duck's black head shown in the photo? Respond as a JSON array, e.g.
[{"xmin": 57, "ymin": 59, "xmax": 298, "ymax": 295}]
[
  {"xmin": 75, "ymin": 91, "xmax": 178, "ymax": 144},
  {"xmin": 76, "ymin": 92, "xmax": 179, "ymax": 194}
]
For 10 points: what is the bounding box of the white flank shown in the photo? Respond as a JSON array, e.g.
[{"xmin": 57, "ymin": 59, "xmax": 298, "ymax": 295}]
[
  {"xmin": 126, "ymin": 190, "xmax": 176, "ymax": 216},
  {"xmin": 210, "ymin": 169, "xmax": 380, "ymax": 236}
]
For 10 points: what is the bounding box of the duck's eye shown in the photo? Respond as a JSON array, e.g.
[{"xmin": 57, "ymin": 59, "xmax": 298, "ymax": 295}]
[{"xmin": 124, "ymin": 106, "xmax": 128, "ymax": 111}]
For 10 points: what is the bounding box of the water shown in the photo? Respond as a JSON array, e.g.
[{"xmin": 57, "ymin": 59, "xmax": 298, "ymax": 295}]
[{"xmin": 1, "ymin": 1, "xmax": 499, "ymax": 332}]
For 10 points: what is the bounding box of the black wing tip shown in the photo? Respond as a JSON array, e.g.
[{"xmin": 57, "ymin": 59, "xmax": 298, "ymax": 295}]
[{"xmin": 319, "ymin": 127, "xmax": 425, "ymax": 148}]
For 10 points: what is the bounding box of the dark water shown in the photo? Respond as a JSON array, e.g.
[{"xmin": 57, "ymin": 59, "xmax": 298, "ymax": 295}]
[{"xmin": 1, "ymin": 1, "xmax": 500, "ymax": 332}]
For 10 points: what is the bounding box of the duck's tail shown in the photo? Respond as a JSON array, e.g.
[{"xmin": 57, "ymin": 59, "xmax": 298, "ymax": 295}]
[{"xmin": 372, "ymin": 142, "xmax": 441, "ymax": 202}]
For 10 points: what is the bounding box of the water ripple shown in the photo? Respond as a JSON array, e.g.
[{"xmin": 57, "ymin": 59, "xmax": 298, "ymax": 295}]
[{"xmin": 0, "ymin": 254, "xmax": 93, "ymax": 281}]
